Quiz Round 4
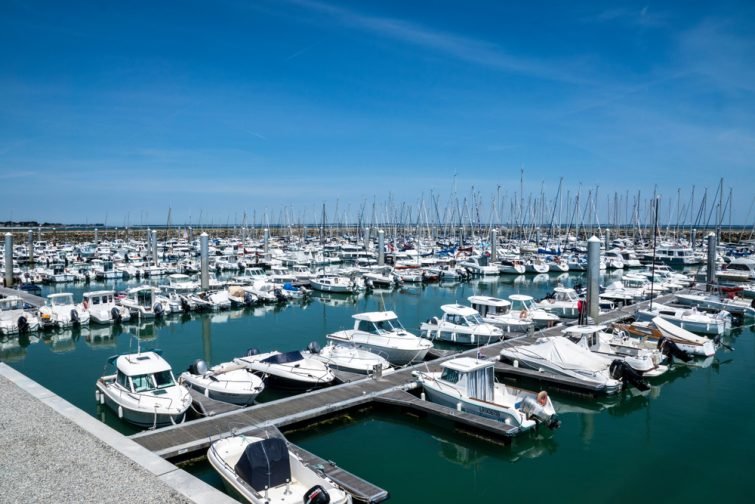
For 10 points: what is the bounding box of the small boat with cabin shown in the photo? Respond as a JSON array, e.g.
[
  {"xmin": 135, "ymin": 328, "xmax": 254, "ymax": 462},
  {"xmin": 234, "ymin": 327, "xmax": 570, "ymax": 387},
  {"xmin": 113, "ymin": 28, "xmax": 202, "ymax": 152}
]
[
  {"xmin": 84, "ymin": 290, "xmax": 131, "ymax": 325},
  {"xmin": 95, "ymin": 350, "xmax": 192, "ymax": 428},
  {"xmin": 38, "ymin": 292, "xmax": 90, "ymax": 329},
  {"xmin": 468, "ymin": 295, "xmax": 532, "ymax": 334},
  {"xmin": 419, "ymin": 304, "xmax": 504, "ymax": 345},
  {"xmin": 0, "ymin": 295, "xmax": 40, "ymax": 334}
]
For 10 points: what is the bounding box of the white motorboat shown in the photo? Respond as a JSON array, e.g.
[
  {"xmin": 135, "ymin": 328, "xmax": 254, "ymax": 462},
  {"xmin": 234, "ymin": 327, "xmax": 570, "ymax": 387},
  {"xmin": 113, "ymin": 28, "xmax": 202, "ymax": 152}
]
[
  {"xmin": 310, "ymin": 275, "xmax": 360, "ymax": 294},
  {"xmin": 499, "ymin": 336, "xmax": 648, "ymax": 394},
  {"xmin": 458, "ymin": 256, "xmax": 500, "ymax": 276},
  {"xmin": 419, "ymin": 304, "xmax": 504, "ymax": 345},
  {"xmin": 524, "ymin": 257, "xmax": 550, "ymax": 274},
  {"xmin": 414, "ymin": 357, "xmax": 560, "ymax": 432},
  {"xmin": 327, "ymin": 311, "xmax": 433, "ymax": 366},
  {"xmin": 207, "ymin": 435, "xmax": 352, "ymax": 504},
  {"xmin": 536, "ymin": 287, "xmax": 581, "ymax": 319},
  {"xmin": 636, "ymin": 302, "xmax": 730, "ymax": 336},
  {"xmin": 83, "ymin": 290, "xmax": 131, "ymax": 325},
  {"xmin": 118, "ymin": 286, "xmax": 161, "ymax": 319},
  {"xmin": 562, "ymin": 325, "xmax": 668, "ymax": 377},
  {"xmin": 38, "ymin": 292, "xmax": 90, "ymax": 329},
  {"xmin": 306, "ymin": 341, "xmax": 393, "ymax": 375},
  {"xmin": 95, "ymin": 350, "xmax": 192, "ymax": 428},
  {"xmin": 613, "ymin": 319, "xmax": 717, "ymax": 358},
  {"xmin": 508, "ymin": 294, "xmax": 560, "ymax": 329},
  {"xmin": 179, "ymin": 359, "xmax": 264, "ymax": 406},
  {"xmin": 234, "ymin": 349, "xmax": 335, "ymax": 389},
  {"xmin": 0, "ymin": 295, "xmax": 40, "ymax": 334},
  {"xmin": 674, "ymin": 291, "xmax": 755, "ymax": 320},
  {"xmin": 467, "ymin": 295, "xmax": 532, "ymax": 334},
  {"xmin": 497, "ymin": 258, "xmax": 527, "ymax": 275}
]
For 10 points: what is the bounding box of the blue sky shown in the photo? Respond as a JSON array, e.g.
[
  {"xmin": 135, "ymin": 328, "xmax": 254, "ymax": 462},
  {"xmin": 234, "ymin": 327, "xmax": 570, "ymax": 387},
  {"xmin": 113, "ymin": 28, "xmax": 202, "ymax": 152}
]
[{"xmin": 1, "ymin": 0, "xmax": 754, "ymax": 225}]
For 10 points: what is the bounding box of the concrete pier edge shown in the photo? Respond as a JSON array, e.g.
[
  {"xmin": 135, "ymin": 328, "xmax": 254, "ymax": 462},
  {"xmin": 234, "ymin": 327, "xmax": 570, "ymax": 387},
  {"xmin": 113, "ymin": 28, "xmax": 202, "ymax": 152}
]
[{"xmin": 0, "ymin": 363, "xmax": 237, "ymax": 504}]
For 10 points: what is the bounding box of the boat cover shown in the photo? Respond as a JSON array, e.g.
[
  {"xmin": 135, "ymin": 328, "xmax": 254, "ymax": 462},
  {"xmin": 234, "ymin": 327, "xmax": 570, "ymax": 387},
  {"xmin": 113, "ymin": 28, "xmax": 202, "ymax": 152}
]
[
  {"xmin": 234, "ymin": 437, "xmax": 291, "ymax": 491},
  {"xmin": 507, "ymin": 336, "xmax": 609, "ymax": 372},
  {"xmin": 261, "ymin": 351, "xmax": 304, "ymax": 364}
]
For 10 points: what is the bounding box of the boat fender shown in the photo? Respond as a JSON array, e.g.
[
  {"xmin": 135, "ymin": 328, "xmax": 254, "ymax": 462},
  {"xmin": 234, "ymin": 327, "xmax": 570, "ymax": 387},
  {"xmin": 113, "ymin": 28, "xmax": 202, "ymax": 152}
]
[
  {"xmin": 307, "ymin": 341, "xmax": 321, "ymax": 354},
  {"xmin": 17, "ymin": 315, "xmax": 28, "ymax": 333},
  {"xmin": 245, "ymin": 348, "xmax": 259, "ymax": 357},
  {"xmin": 609, "ymin": 359, "xmax": 649, "ymax": 391},
  {"xmin": 153, "ymin": 302, "xmax": 164, "ymax": 316},
  {"xmin": 303, "ymin": 485, "xmax": 331, "ymax": 504},
  {"xmin": 111, "ymin": 306, "xmax": 122, "ymax": 323},
  {"xmin": 117, "ymin": 405, "xmax": 123, "ymax": 419},
  {"xmin": 71, "ymin": 309, "xmax": 80, "ymax": 324}
]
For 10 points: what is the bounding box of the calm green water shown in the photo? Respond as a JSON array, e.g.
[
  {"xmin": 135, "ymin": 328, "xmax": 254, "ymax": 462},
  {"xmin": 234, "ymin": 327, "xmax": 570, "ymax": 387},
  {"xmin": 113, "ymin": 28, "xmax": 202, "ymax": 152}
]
[{"xmin": 3, "ymin": 271, "xmax": 752, "ymax": 502}]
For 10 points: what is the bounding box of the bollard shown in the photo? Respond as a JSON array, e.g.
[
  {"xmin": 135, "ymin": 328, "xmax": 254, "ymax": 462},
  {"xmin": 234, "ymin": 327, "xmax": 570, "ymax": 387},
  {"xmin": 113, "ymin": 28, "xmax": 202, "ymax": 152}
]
[
  {"xmin": 200, "ymin": 233, "xmax": 209, "ymax": 290},
  {"xmin": 706, "ymin": 233, "xmax": 716, "ymax": 290},
  {"xmin": 605, "ymin": 229, "xmax": 610, "ymax": 251},
  {"xmin": 691, "ymin": 228, "xmax": 697, "ymax": 251},
  {"xmin": 263, "ymin": 228, "xmax": 269, "ymax": 256},
  {"xmin": 587, "ymin": 235, "xmax": 601, "ymax": 320},
  {"xmin": 94, "ymin": 228, "xmax": 99, "ymax": 244},
  {"xmin": 4, "ymin": 233, "xmax": 13, "ymax": 287},
  {"xmin": 378, "ymin": 229, "xmax": 385, "ymax": 266}
]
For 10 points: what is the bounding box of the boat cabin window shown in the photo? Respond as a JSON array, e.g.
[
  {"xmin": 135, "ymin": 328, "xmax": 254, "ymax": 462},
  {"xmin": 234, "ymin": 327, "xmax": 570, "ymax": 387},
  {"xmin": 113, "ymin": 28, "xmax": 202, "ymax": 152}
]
[
  {"xmin": 153, "ymin": 370, "xmax": 175, "ymax": 389},
  {"xmin": 136, "ymin": 290, "xmax": 153, "ymax": 307},
  {"xmin": 51, "ymin": 295, "xmax": 73, "ymax": 306},
  {"xmin": 116, "ymin": 370, "xmax": 131, "ymax": 391},
  {"xmin": 440, "ymin": 367, "xmax": 461, "ymax": 384},
  {"xmin": 131, "ymin": 374, "xmax": 155, "ymax": 392},
  {"xmin": 446, "ymin": 314, "xmax": 466, "ymax": 326},
  {"xmin": 92, "ymin": 296, "xmax": 100, "ymax": 305}
]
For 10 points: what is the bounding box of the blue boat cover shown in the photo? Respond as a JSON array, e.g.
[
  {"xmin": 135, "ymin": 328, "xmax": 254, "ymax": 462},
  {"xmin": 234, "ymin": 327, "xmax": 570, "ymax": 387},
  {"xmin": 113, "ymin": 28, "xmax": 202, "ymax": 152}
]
[{"xmin": 234, "ymin": 437, "xmax": 291, "ymax": 491}]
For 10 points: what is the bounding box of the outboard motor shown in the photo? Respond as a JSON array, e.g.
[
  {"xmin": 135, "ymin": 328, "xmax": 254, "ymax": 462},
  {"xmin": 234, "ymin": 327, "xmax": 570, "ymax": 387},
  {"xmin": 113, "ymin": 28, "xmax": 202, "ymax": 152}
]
[
  {"xmin": 307, "ymin": 341, "xmax": 321, "ymax": 354},
  {"xmin": 243, "ymin": 291, "xmax": 255, "ymax": 306},
  {"xmin": 153, "ymin": 302, "xmax": 164, "ymax": 317},
  {"xmin": 303, "ymin": 485, "xmax": 331, "ymax": 504},
  {"xmin": 519, "ymin": 396, "xmax": 561, "ymax": 430},
  {"xmin": 188, "ymin": 359, "xmax": 209, "ymax": 375},
  {"xmin": 657, "ymin": 337, "xmax": 692, "ymax": 363},
  {"xmin": 609, "ymin": 359, "xmax": 649, "ymax": 391},
  {"xmin": 245, "ymin": 348, "xmax": 259, "ymax": 357},
  {"xmin": 181, "ymin": 297, "xmax": 191, "ymax": 313},
  {"xmin": 70, "ymin": 309, "xmax": 80, "ymax": 325},
  {"xmin": 111, "ymin": 306, "xmax": 122, "ymax": 323},
  {"xmin": 17, "ymin": 315, "xmax": 28, "ymax": 333}
]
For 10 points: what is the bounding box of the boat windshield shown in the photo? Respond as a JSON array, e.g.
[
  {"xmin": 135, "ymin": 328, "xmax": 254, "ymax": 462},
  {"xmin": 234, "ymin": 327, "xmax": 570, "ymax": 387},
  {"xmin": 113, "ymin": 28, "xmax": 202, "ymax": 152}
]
[
  {"xmin": 366, "ymin": 318, "xmax": 404, "ymax": 334},
  {"xmin": 131, "ymin": 374, "xmax": 156, "ymax": 392},
  {"xmin": 440, "ymin": 367, "xmax": 461, "ymax": 384},
  {"xmin": 465, "ymin": 314, "xmax": 484, "ymax": 325},
  {"xmin": 50, "ymin": 295, "xmax": 73, "ymax": 306},
  {"xmin": 0, "ymin": 299, "xmax": 22, "ymax": 310}
]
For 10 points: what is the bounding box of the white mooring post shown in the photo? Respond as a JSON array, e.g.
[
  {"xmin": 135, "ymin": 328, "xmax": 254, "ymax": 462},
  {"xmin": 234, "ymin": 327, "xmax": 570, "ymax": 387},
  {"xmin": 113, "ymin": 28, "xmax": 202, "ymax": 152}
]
[{"xmin": 587, "ymin": 235, "xmax": 601, "ymax": 321}]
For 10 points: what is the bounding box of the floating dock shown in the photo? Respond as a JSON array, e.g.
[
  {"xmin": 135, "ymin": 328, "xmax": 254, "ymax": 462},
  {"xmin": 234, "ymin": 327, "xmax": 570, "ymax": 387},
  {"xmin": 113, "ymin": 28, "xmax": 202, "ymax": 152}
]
[{"xmin": 0, "ymin": 285, "xmax": 45, "ymax": 307}]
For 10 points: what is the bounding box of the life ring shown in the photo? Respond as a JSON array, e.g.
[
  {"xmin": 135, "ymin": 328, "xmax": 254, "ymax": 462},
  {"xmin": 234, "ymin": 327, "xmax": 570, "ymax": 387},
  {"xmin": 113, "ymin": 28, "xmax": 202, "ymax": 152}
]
[{"xmin": 519, "ymin": 310, "xmax": 528, "ymax": 320}]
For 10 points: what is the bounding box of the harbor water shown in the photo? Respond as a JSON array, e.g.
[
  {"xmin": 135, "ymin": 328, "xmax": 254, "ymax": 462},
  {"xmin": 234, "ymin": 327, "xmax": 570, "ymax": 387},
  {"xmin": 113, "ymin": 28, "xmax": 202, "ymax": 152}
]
[{"xmin": 3, "ymin": 270, "xmax": 752, "ymax": 502}]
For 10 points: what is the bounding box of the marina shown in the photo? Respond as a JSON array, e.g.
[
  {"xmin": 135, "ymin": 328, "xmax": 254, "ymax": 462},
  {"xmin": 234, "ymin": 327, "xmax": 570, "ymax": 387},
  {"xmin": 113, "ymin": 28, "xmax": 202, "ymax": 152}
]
[{"xmin": 1, "ymin": 227, "xmax": 752, "ymax": 502}]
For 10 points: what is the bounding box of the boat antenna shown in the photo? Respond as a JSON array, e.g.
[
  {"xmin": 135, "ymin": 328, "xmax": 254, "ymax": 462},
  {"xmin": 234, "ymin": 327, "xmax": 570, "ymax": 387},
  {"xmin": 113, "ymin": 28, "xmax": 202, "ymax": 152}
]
[{"xmin": 649, "ymin": 195, "xmax": 659, "ymax": 311}]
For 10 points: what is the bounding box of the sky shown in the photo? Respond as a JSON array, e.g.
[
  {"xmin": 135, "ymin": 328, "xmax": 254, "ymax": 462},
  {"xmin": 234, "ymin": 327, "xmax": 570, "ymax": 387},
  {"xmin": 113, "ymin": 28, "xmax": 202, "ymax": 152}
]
[{"xmin": 1, "ymin": 0, "xmax": 754, "ymax": 226}]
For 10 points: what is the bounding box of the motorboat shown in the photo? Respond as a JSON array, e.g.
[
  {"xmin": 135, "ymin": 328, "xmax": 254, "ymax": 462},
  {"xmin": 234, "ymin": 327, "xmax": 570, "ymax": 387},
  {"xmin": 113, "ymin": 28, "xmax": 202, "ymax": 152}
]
[
  {"xmin": 458, "ymin": 256, "xmax": 500, "ymax": 276},
  {"xmin": 207, "ymin": 434, "xmax": 352, "ymax": 504},
  {"xmin": 524, "ymin": 257, "xmax": 550, "ymax": 274},
  {"xmin": 536, "ymin": 287, "xmax": 580, "ymax": 319},
  {"xmin": 508, "ymin": 294, "xmax": 560, "ymax": 329},
  {"xmin": 306, "ymin": 341, "xmax": 393, "ymax": 375},
  {"xmin": 562, "ymin": 325, "xmax": 669, "ymax": 377},
  {"xmin": 83, "ymin": 290, "xmax": 131, "ymax": 325},
  {"xmin": 612, "ymin": 319, "xmax": 717, "ymax": 358},
  {"xmin": 0, "ymin": 295, "xmax": 40, "ymax": 334},
  {"xmin": 179, "ymin": 359, "xmax": 264, "ymax": 406},
  {"xmin": 467, "ymin": 295, "xmax": 532, "ymax": 334},
  {"xmin": 636, "ymin": 302, "xmax": 730, "ymax": 336},
  {"xmin": 419, "ymin": 304, "xmax": 504, "ymax": 345},
  {"xmin": 497, "ymin": 258, "xmax": 526, "ymax": 275},
  {"xmin": 499, "ymin": 336, "xmax": 648, "ymax": 394},
  {"xmin": 327, "ymin": 311, "xmax": 433, "ymax": 366},
  {"xmin": 674, "ymin": 291, "xmax": 755, "ymax": 320},
  {"xmin": 118, "ymin": 286, "xmax": 161, "ymax": 319},
  {"xmin": 310, "ymin": 275, "xmax": 360, "ymax": 294},
  {"xmin": 414, "ymin": 357, "xmax": 560, "ymax": 432},
  {"xmin": 234, "ymin": 349, "xmax": 335, "ymax": 389},
  {"xmin": 95, "ymin": 350, "xmax": 192, "ymax": 428},
  {"xmin": 38, "ymin": 292, "xmax": 90, "ymax": 329}
]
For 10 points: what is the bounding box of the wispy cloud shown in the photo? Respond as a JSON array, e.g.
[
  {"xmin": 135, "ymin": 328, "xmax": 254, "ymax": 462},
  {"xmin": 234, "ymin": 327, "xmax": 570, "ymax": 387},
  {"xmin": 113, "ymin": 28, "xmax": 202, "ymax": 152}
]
[
  {"xmin": 584, "ymin": 5, "xmax": 668, "ymax": 27},
  {"xmin": 285, "ymin": 0, "xmax": 590, "ymax": 84}
]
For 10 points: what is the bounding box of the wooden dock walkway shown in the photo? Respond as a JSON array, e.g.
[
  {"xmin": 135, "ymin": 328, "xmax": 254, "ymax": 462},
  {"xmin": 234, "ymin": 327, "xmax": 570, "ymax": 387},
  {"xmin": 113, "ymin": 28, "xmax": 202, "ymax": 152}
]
[{"xmin": 0, "ymin": 286, "xmax": 45, "ymax": 307}]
